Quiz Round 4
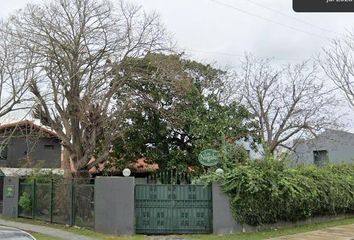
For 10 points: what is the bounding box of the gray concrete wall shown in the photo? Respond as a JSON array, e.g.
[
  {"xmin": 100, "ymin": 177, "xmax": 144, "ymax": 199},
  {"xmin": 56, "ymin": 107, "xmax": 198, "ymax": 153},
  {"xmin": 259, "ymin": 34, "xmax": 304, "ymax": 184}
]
[
  {"xmin": 212, "ymin": 183, "xmax": 242, "ymax": 234},
  {"xmin": 94, "ymin": 177, "xmax": 135, "ymax": 235},
  {"xmin": 2, "ymin": 176, "xmax": 19, "ymax": 217},
  {"xmin": 293, "ymin": 130, "xmax": 354, "ymax": 165}
]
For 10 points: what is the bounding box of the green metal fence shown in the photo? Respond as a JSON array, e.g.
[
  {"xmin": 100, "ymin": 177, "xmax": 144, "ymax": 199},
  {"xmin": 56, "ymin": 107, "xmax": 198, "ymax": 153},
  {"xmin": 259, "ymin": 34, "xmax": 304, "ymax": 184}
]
[
  {"xmin": 147, "ymin": 170, "xmax": 192, "ymax": 184},
  {"xmin": 135, "ymin": 184, "xmax": 212, "ymax": 234},
  {"xmin": 18, "ymin": 179, "xmax": 95, "ymax": 229}
]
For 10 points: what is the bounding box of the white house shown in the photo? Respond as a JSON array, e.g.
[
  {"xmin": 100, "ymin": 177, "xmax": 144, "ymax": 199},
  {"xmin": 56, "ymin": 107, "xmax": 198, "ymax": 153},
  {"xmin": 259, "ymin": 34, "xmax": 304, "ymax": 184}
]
[
  {"xmin": 236, "ymin": 137, "xmax": 264, "ymax": 160},
  {"xmin": 292, "ymin": 129, "xmax": 354, "ymax": 166}
]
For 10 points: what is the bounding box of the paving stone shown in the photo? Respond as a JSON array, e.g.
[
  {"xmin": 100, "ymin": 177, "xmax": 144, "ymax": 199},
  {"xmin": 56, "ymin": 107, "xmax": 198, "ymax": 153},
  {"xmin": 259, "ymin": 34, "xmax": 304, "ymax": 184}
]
[{"xmin": 270, "ymin": 223, "xmax": 354, "ymax": 240}]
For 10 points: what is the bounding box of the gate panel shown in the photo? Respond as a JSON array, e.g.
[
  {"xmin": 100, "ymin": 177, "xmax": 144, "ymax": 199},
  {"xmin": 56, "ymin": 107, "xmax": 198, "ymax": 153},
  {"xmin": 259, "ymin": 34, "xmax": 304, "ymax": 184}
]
[{"xmin": 135, "ymin": 184, "xmax": 212, "ymax": 234}]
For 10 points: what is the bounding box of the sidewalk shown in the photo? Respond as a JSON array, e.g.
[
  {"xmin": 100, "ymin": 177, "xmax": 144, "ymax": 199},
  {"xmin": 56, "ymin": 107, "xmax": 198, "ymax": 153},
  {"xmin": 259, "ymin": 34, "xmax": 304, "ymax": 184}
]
[
  {"xmin": 270, "ymin": 223, "xmax": 354, "ymax": 240},
  {"xmin": 0, "ymin": 219, "xmax": 94, "ymax": 240}
]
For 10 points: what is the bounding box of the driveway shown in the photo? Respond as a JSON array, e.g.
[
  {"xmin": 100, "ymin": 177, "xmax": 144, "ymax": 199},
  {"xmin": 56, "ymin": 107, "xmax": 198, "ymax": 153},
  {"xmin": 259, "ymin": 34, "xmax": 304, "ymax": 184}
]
[
  {"xmin": 270, "ymin": 223, "xmax": 354, "ymax": 240},
  {"xmin": 0, "ymin": 219, "xmax": 94, "ymax": 240}
]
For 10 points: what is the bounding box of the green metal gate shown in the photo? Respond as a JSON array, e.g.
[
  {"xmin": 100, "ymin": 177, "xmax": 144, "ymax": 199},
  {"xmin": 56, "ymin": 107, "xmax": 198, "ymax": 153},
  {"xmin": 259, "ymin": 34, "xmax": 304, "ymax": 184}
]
[{"xmin": 135, "ymin": 184, "xmax": 212, "ymax": 234}]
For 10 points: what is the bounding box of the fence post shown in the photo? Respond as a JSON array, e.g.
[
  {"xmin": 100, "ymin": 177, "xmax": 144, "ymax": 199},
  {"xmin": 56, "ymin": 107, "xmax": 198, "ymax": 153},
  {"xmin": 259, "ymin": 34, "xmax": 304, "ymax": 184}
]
[
  {"xmin": 50, "ymin": 179, "xmax": 54, "ymax": 223},
  {"xmin": 70, "ymin": 178, "xmax": 75, "ymax": 226},
  {"xmin": 94, "ymin": 177, "xmax": 135, "ymax": 235},
  {"xmin": 31, "ymin": 179, "xmax": 36, "ymax": 219},
  {"xmin": 212, "ymin": 183, "xmax": 242, "ymax": 234},
  {"xmin": 2, "ymin": 176, "xmax": 20, "ymax": 217}
]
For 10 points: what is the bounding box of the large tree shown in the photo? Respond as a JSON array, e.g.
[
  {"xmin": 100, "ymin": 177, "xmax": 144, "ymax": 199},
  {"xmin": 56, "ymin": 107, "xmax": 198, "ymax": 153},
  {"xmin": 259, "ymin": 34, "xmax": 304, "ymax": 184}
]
[
  {"xmin": 321, "ymin": 32, "xmax": 354, "ymax": 108},
  {"xmin": 0, "ymin": 21, "xmax": 33, "ymax": 120},
  {"xmin": 233, "ymin": 55, "xmax": 338, "ymax": 155},
  {"xmin": 112, "ymin": 53, "xmax": 252, "ymax": 171},
  {"xmin": 3, "ymin": 0, "xmax": 171, "ymax": 173}
]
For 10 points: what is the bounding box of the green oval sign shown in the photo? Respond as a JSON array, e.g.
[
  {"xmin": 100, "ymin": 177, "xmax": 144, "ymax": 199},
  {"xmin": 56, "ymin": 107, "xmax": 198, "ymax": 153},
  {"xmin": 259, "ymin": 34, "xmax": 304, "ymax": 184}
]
[{"xmin": 198, "ymin": 149, "xmax": 220, "ymax": 167}]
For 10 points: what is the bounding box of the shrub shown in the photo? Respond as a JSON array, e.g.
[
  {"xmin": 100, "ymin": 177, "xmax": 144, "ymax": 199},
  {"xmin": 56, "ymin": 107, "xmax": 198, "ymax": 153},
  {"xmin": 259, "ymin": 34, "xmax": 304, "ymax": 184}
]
[
  {"xmin": 222, "ymin": 143, "xmax": 250, "ymax": 168},
  {"xmin": 212, "ymin": 161, "xmax": 354, "ymax": 226},
  {"xmin": 25, "ymin": 168, "xmax": 63, "ymax": 183},
  {"xmin": 19, "ymin": 192, "xmax": 32, "ymax": 211}
]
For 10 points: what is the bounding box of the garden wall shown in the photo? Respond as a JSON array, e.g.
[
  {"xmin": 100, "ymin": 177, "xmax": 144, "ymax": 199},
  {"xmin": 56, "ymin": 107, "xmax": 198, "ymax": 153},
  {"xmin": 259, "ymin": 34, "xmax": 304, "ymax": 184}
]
[{"xmin": 3, "ymin": 175, "xmax": 354, "ymax": 235}]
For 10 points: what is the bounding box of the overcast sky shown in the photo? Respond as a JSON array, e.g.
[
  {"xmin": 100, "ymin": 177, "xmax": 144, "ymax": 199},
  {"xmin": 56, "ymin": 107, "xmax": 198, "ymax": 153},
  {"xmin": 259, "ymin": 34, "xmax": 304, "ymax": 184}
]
[
  {"xmin": 136, "ymin": 0, "xmax": 354, "ymax": 66},
  {"xmin": 2, "ymin": 0, "xmax": 353, "ymax": 66},
  {"xmin": 1, "ymin": 0, "xmax": 354, "ymax": 129}
]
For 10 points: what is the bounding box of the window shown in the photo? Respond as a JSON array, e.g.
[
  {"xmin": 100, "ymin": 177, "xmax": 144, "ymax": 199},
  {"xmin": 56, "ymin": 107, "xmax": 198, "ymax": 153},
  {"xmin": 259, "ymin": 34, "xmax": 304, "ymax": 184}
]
[
  {"xmin": 313, "ymin": 150, "xmax": 328, "ymax": 166},
  {"xmin": 44, "ymin": 144, "xmax": 54, "ymax": 150},
  {"xmin": 0, "ymin": 144, "xmax": 8, "ymax": 161}
]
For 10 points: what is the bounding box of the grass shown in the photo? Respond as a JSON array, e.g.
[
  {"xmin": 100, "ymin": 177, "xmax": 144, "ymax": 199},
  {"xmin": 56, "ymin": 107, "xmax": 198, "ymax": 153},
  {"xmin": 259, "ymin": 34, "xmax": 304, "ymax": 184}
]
[
  {"xmin": 191, "ymin": 217, "xmax": 354, "ymax": 240},
  {"xmin": 32, "ymin": 233, "xmax": 60, "ymax": 240},
  {"xmin": 31, "ymin": 232, "xmax": 142, "ymax": 240},
  {"xmin": 3, "ymin": 216, "xmax": 354, "ymax": 240},
  {"xmin": 1, "ymin": 216, "xmax": 144, "ymax": 240}
]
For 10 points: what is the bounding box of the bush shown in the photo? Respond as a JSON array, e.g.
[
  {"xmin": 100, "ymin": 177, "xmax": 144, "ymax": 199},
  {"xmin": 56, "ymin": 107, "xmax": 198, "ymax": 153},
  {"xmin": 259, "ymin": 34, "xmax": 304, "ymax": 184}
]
[
  {"xmin": 19, "ymin": 192, "xmax": 32, "ymax": 211},
  {"xmin": 214, "ymin": 161, "xmax": 354, "ymax": 226},
  {"xmin": 25, "ymin": 168, "xmax": 63, "ymax": 183},
  {"xmin": 222, "ymin": 143, "xmax": 250, "ymax": 168}
]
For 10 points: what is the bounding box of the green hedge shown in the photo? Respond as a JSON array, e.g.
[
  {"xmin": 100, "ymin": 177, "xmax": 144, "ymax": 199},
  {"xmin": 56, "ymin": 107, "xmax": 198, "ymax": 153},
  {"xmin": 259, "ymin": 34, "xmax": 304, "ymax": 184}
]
[{"xmin": 218, "ymin": 161, "xmax": 354, "ymax": 226}]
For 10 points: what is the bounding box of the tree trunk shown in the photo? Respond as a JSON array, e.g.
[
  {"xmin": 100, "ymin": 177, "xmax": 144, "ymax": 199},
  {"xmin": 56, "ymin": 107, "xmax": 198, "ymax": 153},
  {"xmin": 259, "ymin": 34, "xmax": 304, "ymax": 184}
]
[{"xmin": 62, "ymin": 148, "xmax": 72, "ymax": 179}]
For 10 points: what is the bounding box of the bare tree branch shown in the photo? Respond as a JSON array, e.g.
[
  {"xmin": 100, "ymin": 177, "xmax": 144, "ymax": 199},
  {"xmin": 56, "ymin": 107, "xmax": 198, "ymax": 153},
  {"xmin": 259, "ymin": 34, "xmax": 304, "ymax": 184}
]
[
  {"xmin": 233, "ymin": 54, "xmax": 339, "ymax": 155},
  {"xmin": 321, "ymin": 31, "xmax": 354, "ymax": 108},
  {"xmin": 3, "ymin": 0, "xmax": 172, "ymax": 174},
  {"xmin": 0, "ymin": 21, "xmax": 33, "ymax": 120}
]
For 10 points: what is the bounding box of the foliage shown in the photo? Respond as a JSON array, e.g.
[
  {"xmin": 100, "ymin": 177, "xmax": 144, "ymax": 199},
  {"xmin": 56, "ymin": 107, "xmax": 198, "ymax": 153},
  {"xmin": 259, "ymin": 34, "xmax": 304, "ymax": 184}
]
[
  {"xmin": 19, "ymin": 192, "xmax": 32, "ymax": 211},
  {"xmin": 25, "ymin": 168, "xmax": 63, "ymax": 183},
  {"xmin": 221, "ymin": 143, "xmax": 250, "ymax": 169},
  {"xmin": 208, "ymin": 161, "xmax": 354, "ymax": 226},
  {"xmin": 113, "ymin": 53, "xmax": 253, "ymax": 172}
]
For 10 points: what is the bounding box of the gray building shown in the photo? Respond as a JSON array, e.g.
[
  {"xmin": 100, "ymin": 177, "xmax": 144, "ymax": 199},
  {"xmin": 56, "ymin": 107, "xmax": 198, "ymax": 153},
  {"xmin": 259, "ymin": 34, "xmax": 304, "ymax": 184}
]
[
  {"xmin": 0, "ymin": 120, "xmax": 62, "ymax": 213},
  {"xmin": 0, "ymin": 120, "xmax": 61, "ymax": 168},
  {"xmin": 292, "ymin": 129, "xmax": 354, "ymax": 166},
  {"xmin": 236, "ymin": 137, "xmax": 264, "ymax": 160}
]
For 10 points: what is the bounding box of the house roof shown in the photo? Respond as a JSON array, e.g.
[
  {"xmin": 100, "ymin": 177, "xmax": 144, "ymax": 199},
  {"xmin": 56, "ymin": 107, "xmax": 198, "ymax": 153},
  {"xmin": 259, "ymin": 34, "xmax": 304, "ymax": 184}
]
[
  {"xmin": 308, "ymin": 129, "xmax": 354, "ymax": 141},
  {"xmin": 294, "ymin": 129, "xmax": 354, "ymax": 147},
  {"xmin": 129, "ymin": 158, "xmax": 159, "ymax": 173},
  {"xmin": 0, "ymin": 120, "xmax": 57, "ymax": 138},
  {"xmin": 0, "ymin": 168, "xmax": 64, "ymax": 177},
  {"xmin": 88, "ymin": 157, "xmax": 159, "ymax": 175},
  {"xmin": 321, "ymin": 129, "xmax": 354, "ymax": 136}
]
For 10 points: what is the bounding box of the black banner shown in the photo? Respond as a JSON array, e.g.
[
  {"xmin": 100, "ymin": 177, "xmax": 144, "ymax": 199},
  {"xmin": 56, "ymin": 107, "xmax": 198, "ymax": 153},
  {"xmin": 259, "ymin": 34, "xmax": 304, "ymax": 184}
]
[{"xmin": 293, "ymin": 0, "xmax": 354, "ymax": 12}]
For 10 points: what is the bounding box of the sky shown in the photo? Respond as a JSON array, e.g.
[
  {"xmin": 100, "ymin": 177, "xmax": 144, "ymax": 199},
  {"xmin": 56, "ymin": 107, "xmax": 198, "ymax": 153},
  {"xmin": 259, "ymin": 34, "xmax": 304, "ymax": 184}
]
[
  {"xmin": 135, "ymin": 0, "xmax": 354, "ymax": 66},
  {"xmin": 1, "ymin": 0, "xmax": 354, "ymax": 129},
  {"xmin": 2, "ymin": 0, "xmax": 353, "ymax": 66}
]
